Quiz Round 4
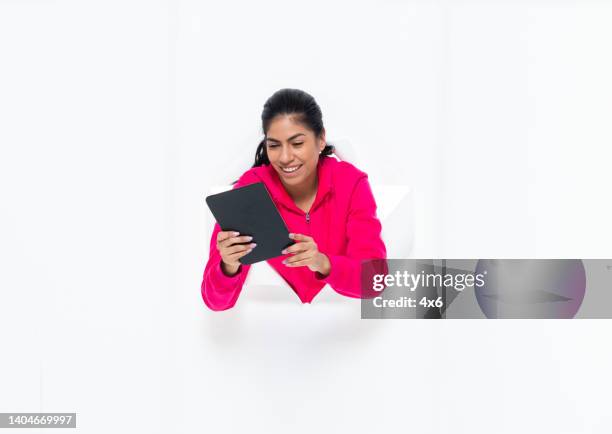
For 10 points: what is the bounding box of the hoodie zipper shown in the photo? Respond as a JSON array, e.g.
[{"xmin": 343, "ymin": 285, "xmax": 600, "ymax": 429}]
[{"xmin": 275, "ymin": 190, "xmax": 330, "ymax": 224}]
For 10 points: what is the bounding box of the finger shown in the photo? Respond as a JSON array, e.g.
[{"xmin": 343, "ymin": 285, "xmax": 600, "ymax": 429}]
[
  {"xmin": 219, "ymin": 235, "xmax": 253, "ymax": 249},
  {"xmin": 288, "ymin": 233, "xmax": 313, "ymax": 243},
  {"xmin": 227, "ymin": 247, "xmax": 254, "ymax": 260},
  {"xmin": 282, "ymin": 241, "xmax": 311, "ymax": 255},
  {"xmin": 283, "ymin": 257, "xmax": 314, "ymax": 267},
  {"xmin": 283, "ymin": 252, "xmax": 313, "ymax": 265},
  {"xmin": 223, "ymin": 248, "xmax": 252, "ymax": 267},
  {"xmin": 225, "ymin": 243, "xmax": 256, "ymax": 255},
  {"xmin": 217, "ymin": 231, "xmax": 239, "ymax": 243}
]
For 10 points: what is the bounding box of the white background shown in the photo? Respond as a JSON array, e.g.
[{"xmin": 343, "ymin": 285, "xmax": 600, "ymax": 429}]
[{"xmin": 1, "ymin": 1, "xmax": 611, "ymax": 433}]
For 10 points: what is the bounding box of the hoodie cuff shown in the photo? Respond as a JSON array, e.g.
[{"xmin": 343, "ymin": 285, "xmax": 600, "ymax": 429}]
[
  {"xmin": 314, "ymin": 254, "xmax": 361, "ymax": 297},
  {"xmin": 315, "ymin": 254, "xmax": 387, "ymax": 299},
  {"xmin": 209, "ymin": 260, "xmax": 245, "ymax": 292}
]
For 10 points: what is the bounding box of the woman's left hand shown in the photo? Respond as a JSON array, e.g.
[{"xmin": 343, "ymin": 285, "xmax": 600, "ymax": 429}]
[{"xmin": 282, "ymin": 233, "xmax": 331, "ymax": 276}]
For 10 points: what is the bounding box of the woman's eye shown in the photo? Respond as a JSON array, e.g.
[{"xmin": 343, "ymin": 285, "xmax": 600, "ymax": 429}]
[
  {"xmin": 266, "ymin": 143, "xmax": 279, "ymax": 148},
  {"xmin": 292, "ymin": 142, "xmax": 304, "ymax": 146}
]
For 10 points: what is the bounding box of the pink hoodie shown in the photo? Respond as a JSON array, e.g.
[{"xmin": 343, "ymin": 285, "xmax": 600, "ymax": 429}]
[{"xmin": 201, "ymin": 156, "xmax": 387, "ymax": 311}]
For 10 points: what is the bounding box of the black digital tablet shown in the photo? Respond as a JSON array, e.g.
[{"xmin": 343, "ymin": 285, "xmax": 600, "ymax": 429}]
[{"xmin": 205, "ymin": 182, "xmax": 294, "ymax": 265}]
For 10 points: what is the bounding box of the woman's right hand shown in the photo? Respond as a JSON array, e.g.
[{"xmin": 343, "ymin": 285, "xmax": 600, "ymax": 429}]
[{"xmin": 216, "ymin": 231, "xmax": 256, "ymax": 276}]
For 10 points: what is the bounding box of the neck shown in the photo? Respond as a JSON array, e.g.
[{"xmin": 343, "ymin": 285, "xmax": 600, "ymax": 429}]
[{"xmin": 283, "ymin": 173, "xmax": 318, "ymax": 203}]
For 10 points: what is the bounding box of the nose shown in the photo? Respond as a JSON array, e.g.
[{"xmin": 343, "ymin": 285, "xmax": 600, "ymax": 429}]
[{"xmin": 279, "ymin": 144, "xmax": 294, "ymax": 164}]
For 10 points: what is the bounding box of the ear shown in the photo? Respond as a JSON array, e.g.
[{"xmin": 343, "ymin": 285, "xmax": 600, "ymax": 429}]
[{"xmin": 319, "ymin": 129, "xmax": 326, "ymax": 152}]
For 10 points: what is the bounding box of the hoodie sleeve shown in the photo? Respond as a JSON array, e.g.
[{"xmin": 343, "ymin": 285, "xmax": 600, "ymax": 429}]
[
  {"xmin": 315, "ymin": 175, "xmax": 388, "ymax": 298},
  {"xmin": 201, "ymin": 177, "xmax": 254, "ymax": 311},
  {"xmin": 201, "ymin": 222, "xmax": 252, "ymax": 311}
]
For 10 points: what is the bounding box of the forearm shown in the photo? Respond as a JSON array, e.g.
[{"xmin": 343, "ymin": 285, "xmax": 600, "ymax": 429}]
[
  {"xmin": 221, "ymin": 261, "xmax": 241, "ymax": 277},
  {"xmin": 312, "ymin": 252, "xmax": 331, "ymax": 277}
]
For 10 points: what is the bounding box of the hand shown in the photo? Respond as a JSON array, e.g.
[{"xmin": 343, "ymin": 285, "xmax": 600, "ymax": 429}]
[
  {"xmin": 216, "ymin": 231, "xmax": 256, "ymax": 276},
  {"xmin": 282, "ymin": 233, "xmax": 331, "ymax": 276}
]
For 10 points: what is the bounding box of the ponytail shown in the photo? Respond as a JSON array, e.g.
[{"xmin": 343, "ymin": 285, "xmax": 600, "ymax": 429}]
[
  {"xmin": 252, "ymin": 139, "xmax": 269, "ymax": 167},
  {"xmin": 320, "ymin": 143, "xmax": 335, "ymax": 158}
]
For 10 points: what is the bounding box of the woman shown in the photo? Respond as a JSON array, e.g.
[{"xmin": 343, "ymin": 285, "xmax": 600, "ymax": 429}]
[{"xmin": 201, "ymin": 88, "xmax": 386, "ymax": 311}]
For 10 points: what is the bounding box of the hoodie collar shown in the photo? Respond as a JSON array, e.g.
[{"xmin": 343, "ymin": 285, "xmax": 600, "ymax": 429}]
[{"xmin": 258, "ymin": 157, "xmax": 334, "ymax": 214}]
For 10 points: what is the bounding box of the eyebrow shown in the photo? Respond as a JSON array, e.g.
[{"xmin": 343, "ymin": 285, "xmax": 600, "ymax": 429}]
[{"xmin": 265, "ymin": 133, "xmax": 305, "ymax": 143}]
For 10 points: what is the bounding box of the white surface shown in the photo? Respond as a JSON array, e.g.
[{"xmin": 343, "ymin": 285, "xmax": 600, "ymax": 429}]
[{"xmin": 1, "ymin": 1, "xmax": 612, "ymax": 433}]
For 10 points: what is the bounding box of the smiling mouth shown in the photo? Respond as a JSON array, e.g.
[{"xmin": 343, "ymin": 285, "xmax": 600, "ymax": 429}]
[{"xmin": 280, "ymin": 164, "xmax": 302, "ymax": 174}]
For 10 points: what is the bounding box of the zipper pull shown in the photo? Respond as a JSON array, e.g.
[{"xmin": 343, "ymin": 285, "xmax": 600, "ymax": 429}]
[{"xmin": 305, "ymin": 212, "xmax": 310, "ymax": 223}]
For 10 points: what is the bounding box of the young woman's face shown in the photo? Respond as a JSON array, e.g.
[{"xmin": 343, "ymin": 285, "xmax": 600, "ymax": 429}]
[{"xmin": 265, "ymin": 115, "xmax": 326, "ymax": 189}]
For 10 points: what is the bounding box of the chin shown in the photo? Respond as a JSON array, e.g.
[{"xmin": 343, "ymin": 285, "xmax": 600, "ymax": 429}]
[{"xmin": 280, "ymin": 174, "xmax": 303, "ymax": 184}]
